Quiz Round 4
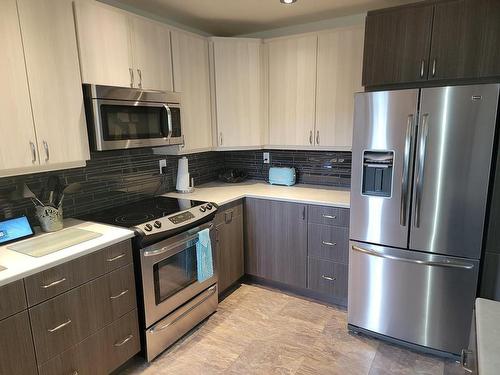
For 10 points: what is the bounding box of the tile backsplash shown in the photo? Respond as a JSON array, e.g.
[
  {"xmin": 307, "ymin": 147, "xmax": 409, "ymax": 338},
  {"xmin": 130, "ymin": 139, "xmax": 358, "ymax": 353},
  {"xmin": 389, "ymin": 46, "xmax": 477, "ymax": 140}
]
[
  {"xmin": 223, "ymin": 150, "xmax": 351, "ymax": 187},
  {"xmin": 0, "ymin": 148, "xmax": 351, "ymax": 223}
]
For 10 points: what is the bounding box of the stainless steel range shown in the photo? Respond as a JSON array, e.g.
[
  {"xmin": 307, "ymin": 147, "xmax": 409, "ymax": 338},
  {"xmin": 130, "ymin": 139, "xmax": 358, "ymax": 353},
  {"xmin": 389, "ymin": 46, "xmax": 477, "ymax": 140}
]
[{"xmin": 82, "ymin": 196, "xmax": 218, "ymax": 361}]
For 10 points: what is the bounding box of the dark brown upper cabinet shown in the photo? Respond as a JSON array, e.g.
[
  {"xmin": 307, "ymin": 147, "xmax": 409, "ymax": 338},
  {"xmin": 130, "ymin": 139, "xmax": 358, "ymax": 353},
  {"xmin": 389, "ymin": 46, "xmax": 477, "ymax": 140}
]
[
  {"xmin": 363, "ymin": 0, "xmax": 500, "ymax": 87},
  {"xmin": 362, "ymin": 2, "xmax": 434, "ymax": 87}
]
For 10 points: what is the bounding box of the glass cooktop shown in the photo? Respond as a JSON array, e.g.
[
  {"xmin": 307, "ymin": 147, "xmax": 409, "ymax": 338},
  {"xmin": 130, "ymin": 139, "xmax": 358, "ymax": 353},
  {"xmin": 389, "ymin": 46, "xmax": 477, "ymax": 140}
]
[{"xmin": 79, "ymin": 196, "xmax": 205, "ymax": 228}]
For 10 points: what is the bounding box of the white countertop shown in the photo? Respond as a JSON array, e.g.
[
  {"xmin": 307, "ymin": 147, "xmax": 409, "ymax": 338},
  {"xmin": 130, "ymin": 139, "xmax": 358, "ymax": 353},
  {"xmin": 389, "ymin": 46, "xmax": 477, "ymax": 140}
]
[
  {"xmin": 0, "ymin": 219, "xmax": 134, "ymax": 287},
  {"xmin": 165, "ymin": 180, "xmax": 350, "ymax": 208},
  {"xmin": 476, "ymin": 298, "xmax": 500, "ymax": 375}
]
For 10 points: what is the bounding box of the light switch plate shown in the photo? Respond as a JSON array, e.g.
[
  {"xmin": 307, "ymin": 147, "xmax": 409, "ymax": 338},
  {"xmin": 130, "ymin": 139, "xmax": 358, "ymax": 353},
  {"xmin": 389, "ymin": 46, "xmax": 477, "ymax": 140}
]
[
  {"xmin": 159, "ymin": 159, "xmax": 167, "ymax": 174},
  {"xmin": 263, "ymin": 152, "xmax": 270, "ymax": 164}
]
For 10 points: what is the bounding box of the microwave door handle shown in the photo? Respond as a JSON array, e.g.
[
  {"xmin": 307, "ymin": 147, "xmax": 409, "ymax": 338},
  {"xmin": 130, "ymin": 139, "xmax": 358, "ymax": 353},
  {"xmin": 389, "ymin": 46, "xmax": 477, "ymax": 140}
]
[{"xmin": 163, "ymin": 104, "xmax": 172, "ymax": 138}]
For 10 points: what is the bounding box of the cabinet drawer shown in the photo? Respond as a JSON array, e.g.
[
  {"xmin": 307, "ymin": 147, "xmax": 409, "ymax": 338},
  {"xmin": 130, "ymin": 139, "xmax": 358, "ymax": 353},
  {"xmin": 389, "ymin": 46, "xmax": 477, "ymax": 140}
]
[
  {"xmin": 0, "ymin": 279, "xmax": 27, "ymax": 320},
  {"xmin": 214, "ymin": 200, "xmax": 243, "ymax": 225},
  {"xmin": 308, "ymin": 224, "xmax": 349, "ymax": 264},
  {"xmin": 307, "ymin": 257, "xmax": 348, "ymax": 301},
  {"xmin": 0, "ymin": 311, "xmax": 38, "ymax": 375},
  {"xmin": 29, "ymin": 264, "xmax": 136, "ymax": 364},
  {"xmin": 38, "ymin": 309, "xmax": 140, "ymax": 375},
  {"xmin": 25, "ymin": 240, "xmax": 132, "ymax": 306},
  {"xmin": 308, "ymin": 205, "xmax": 349, "ymax": 227}
]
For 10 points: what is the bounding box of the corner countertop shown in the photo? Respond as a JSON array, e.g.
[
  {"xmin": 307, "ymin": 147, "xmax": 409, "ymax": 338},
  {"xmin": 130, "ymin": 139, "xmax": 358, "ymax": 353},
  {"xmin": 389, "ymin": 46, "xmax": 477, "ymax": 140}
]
[
  {"xmin": 165, "ymin": 180, "xmax": 350, "ymax": 208},
  {"xmin": 476, "ymin": 298, "xmax": 500, "ymax": 375},
  {"xmin": 0, "ymin": 219, "xmax": 135, "ymax": 287}
]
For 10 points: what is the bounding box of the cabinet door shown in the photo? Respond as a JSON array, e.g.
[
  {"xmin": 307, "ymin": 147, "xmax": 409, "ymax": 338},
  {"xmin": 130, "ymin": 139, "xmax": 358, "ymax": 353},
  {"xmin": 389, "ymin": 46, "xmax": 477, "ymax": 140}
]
[
  {"xmin": 0, "ymin": 0, "xmax": 38, "ymax": 171},
  {"xmin": 215, "ymin": 206, "xmax": 244, "ymax": 294},
  {"xmin": 74, "ymin": 0, "xmax": 133, "ymax": 87},
  {"xmin": 315, "ymin": 26, "xmax": 364, "ymax": 149},
  {"xmin": 245, "ymin": 199, "xmax": 307, "ymax": 288},
  {"xmin": 429, "ymin": 0, "xmax": 500, "ymax": 80},
  {"xmin": 18, "ymin": 0, "xmax": 90, "ymax": 166},
  {"xmin": 130, "ymin": 16, "xmax": 173, "ymax": 91},
  {"xmin": 362, "ymin": 3, "xmax": 434, "ymax": 87},
  {"xmin": 171, "ymin": 31, "xmax": 212, "ymax": 152},
  {"xmin": 213, "ymin": 38, "xmax": 263, "ymax": 148},
  {"xmin": 0, "ymin": 311, "xmax": 37, "ymax": 375},
  {"xmin": 268, "ymin": 35, "xmax": 317, "ymax": 147}
]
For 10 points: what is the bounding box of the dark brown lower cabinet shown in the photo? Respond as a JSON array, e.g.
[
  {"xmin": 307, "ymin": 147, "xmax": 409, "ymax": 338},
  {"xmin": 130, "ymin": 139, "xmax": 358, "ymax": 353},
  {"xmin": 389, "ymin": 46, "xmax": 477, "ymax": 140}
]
[
  {"xmin": 215, "ymin": 201, "xmax": 244, "ymax": 294},
  {"xmin": 245, "ymin": 198, "xmax": 308, "ymax": 288},
  {"xmin": 0, "ymin": 311, "xmax": 37, "ymax": 375}
]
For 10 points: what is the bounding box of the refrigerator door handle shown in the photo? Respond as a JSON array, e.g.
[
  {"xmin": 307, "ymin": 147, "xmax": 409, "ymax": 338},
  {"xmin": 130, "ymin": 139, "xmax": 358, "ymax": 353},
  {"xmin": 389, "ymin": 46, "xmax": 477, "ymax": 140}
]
[
  {"xmin": 414, "ymin": 113, "xmax": 429, "ymax": 228},
  {"xmin": 351, "ymin": 245, "xmax": 475, "ymax": 269},
  {"xmin": 400, "ymin": 114, "xmax": 414, "ymax": 226}
]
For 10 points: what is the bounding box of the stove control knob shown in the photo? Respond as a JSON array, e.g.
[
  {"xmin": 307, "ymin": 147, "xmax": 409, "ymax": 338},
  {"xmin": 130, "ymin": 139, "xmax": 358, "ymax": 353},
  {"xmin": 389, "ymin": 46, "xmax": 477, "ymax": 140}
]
[
  {"xmin": 144, "ymin": 224, "xmax": 153, "ymax": 232},
  {"xmin": 154, "ymin": 221, "xmax": 162, "ymax": 229},
  {"xmin": 206, "ymin": 203, "xmax": 213, "ymax": 210},
  {"xmin": 199, "ymin": 206, "xmax": 206, "ymax": 212}
]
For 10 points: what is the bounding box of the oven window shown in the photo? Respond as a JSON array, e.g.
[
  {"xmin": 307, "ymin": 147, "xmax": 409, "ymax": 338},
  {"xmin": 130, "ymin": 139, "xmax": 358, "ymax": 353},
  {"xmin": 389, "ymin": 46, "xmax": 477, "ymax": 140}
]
[
  {"xmin": 153, "ymin": 245, "xmax": 198, "ymax": 304},
  {"xmin": 100, "ymin": 104, "xmax": 168, "ymax": 140}
]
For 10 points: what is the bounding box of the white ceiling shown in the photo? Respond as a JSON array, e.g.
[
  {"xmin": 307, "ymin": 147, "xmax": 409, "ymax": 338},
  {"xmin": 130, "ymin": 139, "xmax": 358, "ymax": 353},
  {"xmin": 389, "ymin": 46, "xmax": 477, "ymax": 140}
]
[{"xmin": 110, "ymin": 0, "xmax": 420, "ymax": 36}]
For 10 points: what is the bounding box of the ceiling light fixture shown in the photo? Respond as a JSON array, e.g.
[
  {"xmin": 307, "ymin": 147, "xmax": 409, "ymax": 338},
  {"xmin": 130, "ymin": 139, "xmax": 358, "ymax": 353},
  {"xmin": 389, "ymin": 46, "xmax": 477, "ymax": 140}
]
[{"xmin": 280, "ymin": 0, "xmax": 297, "ymax": 4}]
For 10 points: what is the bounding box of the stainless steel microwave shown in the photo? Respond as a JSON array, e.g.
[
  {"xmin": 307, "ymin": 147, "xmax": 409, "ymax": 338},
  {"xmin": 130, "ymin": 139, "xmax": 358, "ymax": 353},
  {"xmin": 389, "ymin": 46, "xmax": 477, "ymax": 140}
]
[{"xmin": 83, "ymin": 84, "xmax": 183, "ymax": 151}]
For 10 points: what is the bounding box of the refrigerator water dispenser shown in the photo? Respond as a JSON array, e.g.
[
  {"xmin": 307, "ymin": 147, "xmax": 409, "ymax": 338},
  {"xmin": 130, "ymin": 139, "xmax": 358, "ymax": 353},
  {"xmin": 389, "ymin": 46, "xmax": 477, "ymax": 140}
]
[{"xmin": 362, "ymin": 151, "xmax": 394, "ymax": 197}]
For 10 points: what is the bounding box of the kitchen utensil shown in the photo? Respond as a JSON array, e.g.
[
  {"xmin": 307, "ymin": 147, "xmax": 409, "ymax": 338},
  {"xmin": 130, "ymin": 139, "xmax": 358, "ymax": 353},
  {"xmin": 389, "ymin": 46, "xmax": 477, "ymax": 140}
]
[
  {"xmin": 46, "ymin": 175, "xmax": 61, "ymax": 206},
  {"xmin": 56, "ymin": 183, "xmax": 81, "ymax": 207},
  {"xmin": 22, "ymin": 184, "xmax": 44, "ymax": 206}
]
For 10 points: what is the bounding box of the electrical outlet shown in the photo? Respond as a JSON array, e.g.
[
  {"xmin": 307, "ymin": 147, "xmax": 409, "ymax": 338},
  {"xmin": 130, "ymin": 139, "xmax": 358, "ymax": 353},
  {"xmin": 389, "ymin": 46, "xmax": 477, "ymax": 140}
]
[
  {"xmin": 159, "ymin": 159, "xmax": 167, "ymax": 174},
  {"xmin": 263, "ymin": 152, "xmax": 270, "ymax": 164}
]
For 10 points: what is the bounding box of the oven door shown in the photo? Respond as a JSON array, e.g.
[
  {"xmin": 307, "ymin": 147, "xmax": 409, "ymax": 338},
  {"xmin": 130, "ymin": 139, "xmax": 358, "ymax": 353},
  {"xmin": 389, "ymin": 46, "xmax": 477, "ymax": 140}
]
[
  {"xmin": 140, "ymin": 222, "xmax": 217, "ymax": 328},
  {"xmin": 91, "ymin": 99, "xmax": 183, "ymax": 150}
]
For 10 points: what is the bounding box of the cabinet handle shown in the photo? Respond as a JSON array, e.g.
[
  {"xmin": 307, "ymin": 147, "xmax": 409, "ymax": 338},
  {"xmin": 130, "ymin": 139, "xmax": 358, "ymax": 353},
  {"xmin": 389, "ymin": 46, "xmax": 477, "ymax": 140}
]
[
  {"xmin": 321, "ymin": 275, "xmax": 336, "ymax": 281},
  {"xmin": 309, "ymin": 130, "xmax": 313, "ymax": 145},
  {"xmin": 224, "ymin": 211, "xmax": 233, "ymax": 224},
  {"xmin": 114, "ymin": 334, "xmax": 133, "ymax": 347},
  {"xmin": 322, "ymin": 214, "xmax": 337, "ymax": 220},
  {"xmin": 48, "ymin": 318, "xmax": 72, "ymax": 333},
  {"xmin": 29, "ymin": 141, "xmax": 37, "ymax": 164},
  {"xmin": 107, "ymin": 253, "xmax": 126, "ymax": 262},
  {"xmin": 322, "ymin": 241, "xmax": 337, "ymax": 247},
  {"xmin": 302, "ymin": 206, "xmax": 306, "ymax": 220},
  {"xmin": 43, "ymin": 140, "xmax": 49, "ymax": 162},
  {"xmin": 432, "ymin": 58, "xmax": 437, "ymax": 77},
  {"xmin": 316, "ymin": 130, "xmax": 320, "ymax": 145},
  {"xmin": 41, "ymin": 277, "xmax": 66, "ymax": 289},
  {"xmin": 420, "ymin": 60, "xmax": 425, "ymax": 78},
  {"xmin": 129, "ymin": 68, "xmax": 134, "ymax": 88},
  {"xmin": 137, "ymin": 69, "xmax": 142, "ymax": 88},
  {"xmin": 219, "ymin": 132, "xmax": 223, "ymax": 146},
  {"xmin": 110, "ymin": 289, "xmax": 129, "ymax": 300}
]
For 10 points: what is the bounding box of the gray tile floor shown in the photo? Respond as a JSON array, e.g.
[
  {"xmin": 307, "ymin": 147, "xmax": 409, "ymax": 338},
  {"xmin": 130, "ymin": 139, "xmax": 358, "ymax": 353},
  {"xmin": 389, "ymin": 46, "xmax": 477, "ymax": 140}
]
[{"xmin": 119, "ymin": 284, "xmax": 467, "ymax": 375}]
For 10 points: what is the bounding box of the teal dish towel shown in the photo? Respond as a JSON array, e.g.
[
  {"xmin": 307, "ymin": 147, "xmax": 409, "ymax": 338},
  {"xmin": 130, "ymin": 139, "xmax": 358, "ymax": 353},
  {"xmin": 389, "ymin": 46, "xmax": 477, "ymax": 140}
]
[{"xmin": 196, "ymin": 228, "xmax": 214, "ymax": 282}]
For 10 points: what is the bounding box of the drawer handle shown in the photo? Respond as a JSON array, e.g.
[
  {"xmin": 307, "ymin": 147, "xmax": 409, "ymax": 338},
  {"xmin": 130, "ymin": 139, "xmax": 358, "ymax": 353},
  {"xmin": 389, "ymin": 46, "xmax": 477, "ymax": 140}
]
[
  {"xmin": 48, "ymin": 318, "xmax": 72, "ymax": 333},
  {"xmin": 321, "ymin": 275, "xmax": 336, "ymax": 281},
  {"xmin": 41, "ymin": 277, "xmax": 66, "ymax": 289},
  {"xmin": 322, "ymin": 241, "xmax": 337, "ymax": 247},
  {"xmin": 107, "ymin": 253, "xmax": 126, "ymax": 262},
  {"xmin": 110, "ymin": 289, "xmax": 129, "ymax": 300},
  {"xmin": 322, "ymin": 214, "xmax": 337, "ymax": 219},
  {"xmin": 114, "ymin": 334, "xmax": 133, "ymax": 347}
]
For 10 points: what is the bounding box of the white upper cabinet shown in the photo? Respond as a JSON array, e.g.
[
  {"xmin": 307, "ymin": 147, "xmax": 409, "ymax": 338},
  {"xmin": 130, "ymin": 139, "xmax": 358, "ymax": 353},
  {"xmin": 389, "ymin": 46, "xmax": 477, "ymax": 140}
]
[
  {"xmin": 74, "ymin": 0, "xmax": 133, "ymax": 87},
  {"xmin": 315, "ymin": 26, "xmax": 364, "ymax": 150},
  {"xmin": 129, "ymin": 16, "xmax": 173, "ymax": 91},
  {"xmin": 18, "ymin": 0, "xmax": 90, "ymax": 166},
  {"xmin": 267, "ymin": 35, "xmax": 318, "ymax": 147},
  {"xmin": 74, "ymin": 0, "xmax": 173, "ymax": 91},
  {"xmin": 0, "ymin": 0, "xmax": 38, "ymax": 171},
  {"xmin": 212, "ymin": 38, "xmax": 264, "ymax": 149},
  {"xmin": 170, "ymin": 30, "xmax": 212, "ymax": 152}
]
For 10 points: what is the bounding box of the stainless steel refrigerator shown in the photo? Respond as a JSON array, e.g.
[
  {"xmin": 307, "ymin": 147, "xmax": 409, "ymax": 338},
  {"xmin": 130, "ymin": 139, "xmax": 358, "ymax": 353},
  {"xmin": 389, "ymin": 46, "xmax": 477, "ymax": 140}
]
[{"xmin": 348, "ymin": 84, "xmax": 500, "ymax": 356}]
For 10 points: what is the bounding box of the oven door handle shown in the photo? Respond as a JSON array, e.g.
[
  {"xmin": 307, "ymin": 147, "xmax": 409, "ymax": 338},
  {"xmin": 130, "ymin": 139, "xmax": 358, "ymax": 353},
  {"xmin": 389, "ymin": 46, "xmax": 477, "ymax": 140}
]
[{"xmin": 142, "ymin": 223, "xmax": 213, "ymax": 257}]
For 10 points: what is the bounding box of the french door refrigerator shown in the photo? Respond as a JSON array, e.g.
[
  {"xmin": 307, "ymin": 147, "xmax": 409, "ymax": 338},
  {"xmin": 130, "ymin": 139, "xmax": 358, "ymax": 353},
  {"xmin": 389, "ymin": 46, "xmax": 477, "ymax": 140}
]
[{"xmin": 348, "ymin": 84, "xmax": 500, "ymax": 356}]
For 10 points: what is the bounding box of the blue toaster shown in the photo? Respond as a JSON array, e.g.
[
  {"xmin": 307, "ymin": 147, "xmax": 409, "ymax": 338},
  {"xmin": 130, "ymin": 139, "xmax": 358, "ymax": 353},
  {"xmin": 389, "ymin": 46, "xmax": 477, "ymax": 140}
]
[{"xmin": 268, "ymin": 167, "xmax": 296, "ymax": 186}]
